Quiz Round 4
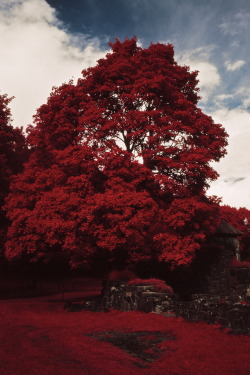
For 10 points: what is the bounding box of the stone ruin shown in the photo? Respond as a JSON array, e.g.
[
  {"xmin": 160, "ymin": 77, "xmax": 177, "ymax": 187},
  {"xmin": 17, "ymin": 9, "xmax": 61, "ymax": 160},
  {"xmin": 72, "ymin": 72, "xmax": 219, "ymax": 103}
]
[
  {"xmin": 65, "ymin": 220, "xmax": 250, "ymax": 334},
  {"xmin": 100, "ymin": 220, "xmax": 250, "ymax": 334},
  {"xmin": 175, "ymin": 220, "xmax": 250, "ymax": 334},
  {"xmin": 176, "ymin": 268, "xmax": 250, "ymax": 335},
  {"xmin": 101, "ymin": 279, "xmax": 176, "ymax": 315}
]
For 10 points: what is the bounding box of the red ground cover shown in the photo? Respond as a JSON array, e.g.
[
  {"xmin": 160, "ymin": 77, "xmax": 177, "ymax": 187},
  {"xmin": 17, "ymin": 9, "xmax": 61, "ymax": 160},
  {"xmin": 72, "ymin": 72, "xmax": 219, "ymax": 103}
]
[{"xmin": 0, "ymin": 284, "xmax": 249, "ymax": 375}]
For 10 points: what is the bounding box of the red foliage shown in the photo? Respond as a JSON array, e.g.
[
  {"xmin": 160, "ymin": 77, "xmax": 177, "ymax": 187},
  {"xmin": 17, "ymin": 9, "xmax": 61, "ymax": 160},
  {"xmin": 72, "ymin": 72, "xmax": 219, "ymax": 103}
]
[
  {"xmin": 5, "ymin": 38, "xmax": 227, "ymax": 269},
  {"xmin": 0, "ymin": 94, "xmax": 27, "ymax": 255},
  {"xmin": 128, "ymin": 278, "xmax": 173, "ymax": 294}
]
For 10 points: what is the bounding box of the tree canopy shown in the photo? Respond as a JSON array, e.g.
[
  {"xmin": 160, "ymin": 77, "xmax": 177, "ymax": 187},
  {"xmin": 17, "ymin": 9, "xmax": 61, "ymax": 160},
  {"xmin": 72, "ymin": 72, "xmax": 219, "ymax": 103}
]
[{"xmin": 5, "ymin": 38, "xmax": 228, "ymax": 270}]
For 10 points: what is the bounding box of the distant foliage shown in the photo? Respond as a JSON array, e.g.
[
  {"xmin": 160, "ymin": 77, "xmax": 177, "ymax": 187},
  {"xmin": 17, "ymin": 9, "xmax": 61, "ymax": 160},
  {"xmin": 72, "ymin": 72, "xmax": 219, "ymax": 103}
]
[
  {"xmin": 0, "ymin": 94, "xmax": 27, "ymax": 255},
  {"xmin": 5, "ymin": 38, "xmax": 227, "ymax": 269}
]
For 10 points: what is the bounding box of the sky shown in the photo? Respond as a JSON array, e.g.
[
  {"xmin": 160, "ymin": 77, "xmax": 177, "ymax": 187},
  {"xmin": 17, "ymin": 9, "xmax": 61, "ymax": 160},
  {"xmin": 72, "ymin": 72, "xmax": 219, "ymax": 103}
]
[{"xmin": 0, "ymin": 0, "xmax": 249, "ymax": 209}]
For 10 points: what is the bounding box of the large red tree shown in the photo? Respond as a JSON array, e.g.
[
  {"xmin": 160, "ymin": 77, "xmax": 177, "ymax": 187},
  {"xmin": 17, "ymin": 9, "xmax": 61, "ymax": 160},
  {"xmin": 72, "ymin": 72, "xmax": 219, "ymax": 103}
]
[
  {"xmin": 5, "ymin": 39, "xmax": 228, "ymax": 269},
  {"xmin": 0, "ymin": 94, "xmax": 27, "ymax": 256}
]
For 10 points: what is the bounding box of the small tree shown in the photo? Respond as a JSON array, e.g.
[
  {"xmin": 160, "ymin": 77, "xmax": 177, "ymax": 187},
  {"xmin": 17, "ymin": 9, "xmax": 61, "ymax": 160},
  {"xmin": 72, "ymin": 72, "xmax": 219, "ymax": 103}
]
[
  {"xmin": 5, "ymin": 38, "xmax": 228, "ymax": 270},
  {"xmin": 0, "ymin": 94, "xmax": 27, "ymax": 256}
]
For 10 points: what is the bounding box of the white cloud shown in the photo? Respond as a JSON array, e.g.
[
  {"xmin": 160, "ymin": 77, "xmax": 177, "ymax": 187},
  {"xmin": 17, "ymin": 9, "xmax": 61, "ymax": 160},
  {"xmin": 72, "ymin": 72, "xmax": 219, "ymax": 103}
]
[
  {"xmin": 225, "ymin": 60, "xmax": 246, "ymax": 71},
  {"xmin": 176, "ymin": 48, "xmax": 220, "ymax": 102},
  {"xmin": 235, "ymin": 86, "xmax": 250, "ymax": 109},
  {"xmin": 211, "ymin": 107, "xmax": 249, "ymax": 138},
  {"xmin": 193, "ymin": 61, "xmax": 220, "ymax": 101},
  {"xmin": 242, "ymin": 97, "xmax": 250, "ymax": 109},
  {"xmin": 207, "ymin": 107, "xmax": 250, "ymax": 209},
  {"xmin": 219, "ymin": 11, "xmax": 250, "ymax": 36},
  {"xmin": 177, "ymin": 45, "xmax": 250, "ymax": 209},
  {"xmin": 0, "ymin": 0, "xmax": 106, "ymax": 129},
  {"xmin": 216, "ymin": 94, "xmax": 234, "ymax": 102},
  {"xmin": 208, "ymin": 177, "xmax": 250, "ymax": 209}
]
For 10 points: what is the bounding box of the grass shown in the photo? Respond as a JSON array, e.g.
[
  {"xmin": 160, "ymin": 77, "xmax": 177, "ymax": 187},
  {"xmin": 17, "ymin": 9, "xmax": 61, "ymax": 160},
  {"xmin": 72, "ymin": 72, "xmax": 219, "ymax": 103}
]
[{"xmin": 0, "ymin": 279, "xmax": 249, "ymax": 375}]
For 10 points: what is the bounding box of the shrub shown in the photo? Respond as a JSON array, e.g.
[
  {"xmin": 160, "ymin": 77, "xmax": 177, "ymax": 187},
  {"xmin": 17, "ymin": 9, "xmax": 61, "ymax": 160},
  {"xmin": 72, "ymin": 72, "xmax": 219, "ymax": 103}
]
[
  {"xmin": 231, "ymin": 258, "xmax": 250, "ymax": 269},
  {"xmin": 108, "ymin": 269, "xmax": 137, "ymax": 281},
  {"xmin": 128, "ymin": 278, "xmax": 173, "ymax": 294}
]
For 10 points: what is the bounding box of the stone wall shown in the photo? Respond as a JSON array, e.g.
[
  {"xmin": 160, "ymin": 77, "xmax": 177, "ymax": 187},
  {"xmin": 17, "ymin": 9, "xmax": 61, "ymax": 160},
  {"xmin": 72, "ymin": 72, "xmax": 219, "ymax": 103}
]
[
  {"xmin": 101, "ymin": 280, "xmax": 175, "ymax": 314},
  {"xmin": 205, "ymin": 237, "xmax": 240, "ymax": 295},
  {"xmin": 229, "ymin": 267, "xmax": 250, "ymax": 296},
  {"xmin": 176, "ymin": 267, "xmax": 250, "ymax": 335},
  {"xmin": 101, "ymin": 266, "xmax": 250, "ymax": 334},
  {"xmin": 65, "ymin": 237, "xmax": 250, "ymax": 335},
  {"xmin": 176, "ymin": 294, "xmax": 250, "ymax": 335}
]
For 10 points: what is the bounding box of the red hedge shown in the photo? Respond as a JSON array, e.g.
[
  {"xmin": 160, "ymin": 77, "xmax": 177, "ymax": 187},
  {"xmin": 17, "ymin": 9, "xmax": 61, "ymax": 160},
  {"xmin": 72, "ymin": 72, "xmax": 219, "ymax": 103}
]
[{"xmin": 128, "ymin": 278, "xmax": 173, "ymax": 294}]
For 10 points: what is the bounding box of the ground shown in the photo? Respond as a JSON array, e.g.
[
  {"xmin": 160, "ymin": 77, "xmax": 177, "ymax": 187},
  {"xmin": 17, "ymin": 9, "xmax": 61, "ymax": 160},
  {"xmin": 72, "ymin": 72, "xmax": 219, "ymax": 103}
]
[{"xmin": 0, "ymin": 279, "xmax": 250, "ymax": 375}]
